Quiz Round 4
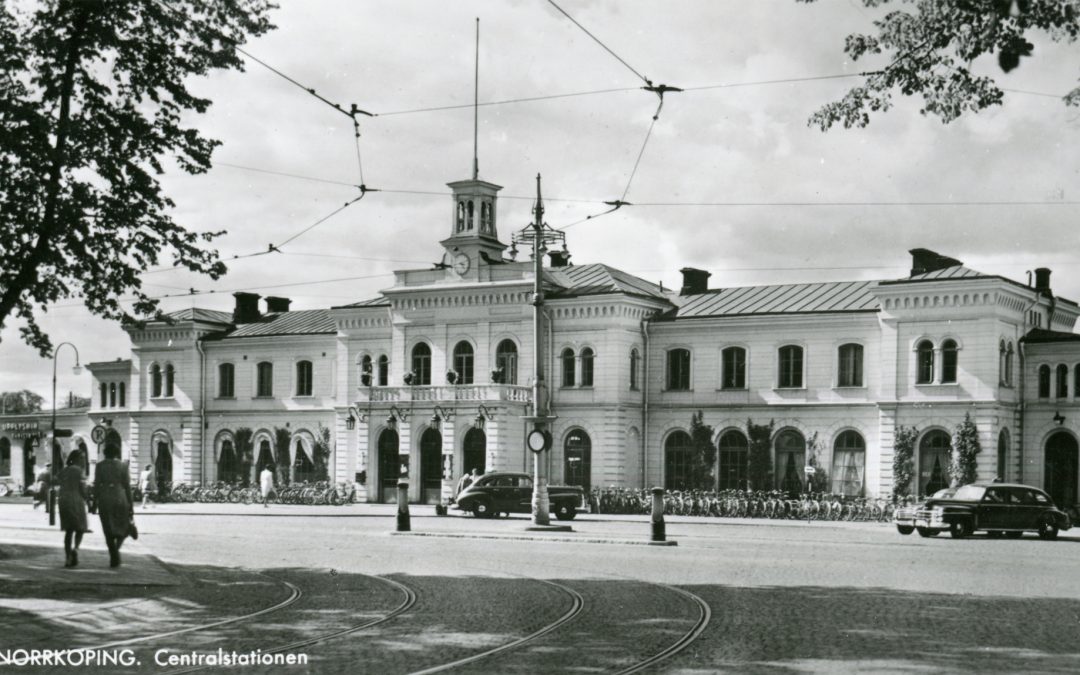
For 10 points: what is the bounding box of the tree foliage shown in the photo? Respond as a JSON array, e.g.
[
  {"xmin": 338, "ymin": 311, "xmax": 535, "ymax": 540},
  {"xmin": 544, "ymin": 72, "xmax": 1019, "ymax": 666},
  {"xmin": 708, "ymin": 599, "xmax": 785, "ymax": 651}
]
[
  {"xmin": 0, "ymin": 0, "xmax": 275, "ymax": 355},
  {"xmin": 805, "ymin": 431, "xmax": 831, "ymax": 493},
  {"xmin": 688, "ymin": 411, "xmax": 717, "ymax": 490},
  {"xmin": 950, "ymin": 412, "xmax": 982, "ymax": 486},
  {"xmin": 273, "ymin": 426, "xmax": 291, "ymax": 486},
  {"xmin": 234, "ymin": 426, "xmax": 253, "ymax": 484},
  {"xmin": 747, "ymin": 419, "xmax": 775, "ymax": 490},
  {"xmin": 314, "ymin": 424, "xmax": 332, "ymax": 482},
  {"xmin": 892, "ymin": 425, "xmax": 919, "ymax": 497},
  {"xmin": 1, "ymin": 390, "xmax": 45, "ymax": 414},
  {"xmin": 799, "ymin": 0, "xmax": 1080, "ymax": 129}
]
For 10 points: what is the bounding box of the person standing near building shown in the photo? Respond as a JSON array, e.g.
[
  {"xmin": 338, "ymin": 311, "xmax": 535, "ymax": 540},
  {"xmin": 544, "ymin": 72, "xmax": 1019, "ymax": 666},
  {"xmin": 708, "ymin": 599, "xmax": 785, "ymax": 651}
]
[
  {"xmin": 260, "ymin": 464, "xmax": 275, "ymax": 508},
  {"xmin": 139, "ymin": 464, "xmax": 154, "ymax": 509},
  {"xmin": 58, "ymin": 451, "xmax": 89, "ymax": 568},
  {"xmin": 32, "ymin": 462, "xmax": 51, "ymax": 510},
  {"xmin": 93, "ymin": 441, "xmax": 133, "ymax": 568}
]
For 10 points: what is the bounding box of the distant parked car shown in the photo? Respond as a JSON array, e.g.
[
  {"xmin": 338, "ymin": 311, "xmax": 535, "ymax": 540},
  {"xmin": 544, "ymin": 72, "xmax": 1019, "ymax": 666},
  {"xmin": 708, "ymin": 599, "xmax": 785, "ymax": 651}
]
[
  {"xmin": 454, "ymin": 472, "xmax": 587, "ymax": 520},
  {"xmin": 895, "ymin": 487, "xmax": 956, "ymax": 536},
  {"xmin": 905, "ymin": 483, "xmax": 1071, "ymax": 540}
]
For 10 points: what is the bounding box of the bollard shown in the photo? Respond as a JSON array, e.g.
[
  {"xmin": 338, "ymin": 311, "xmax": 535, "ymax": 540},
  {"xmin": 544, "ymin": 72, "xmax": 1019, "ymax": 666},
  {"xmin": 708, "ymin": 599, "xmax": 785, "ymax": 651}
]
[
  {"xmin": 396, "ymin": 481, "xmax": 411, "ymax": 532},
  {"xmin": 650, "ymin": 486, "xmax": 666, "ymax": 542}
]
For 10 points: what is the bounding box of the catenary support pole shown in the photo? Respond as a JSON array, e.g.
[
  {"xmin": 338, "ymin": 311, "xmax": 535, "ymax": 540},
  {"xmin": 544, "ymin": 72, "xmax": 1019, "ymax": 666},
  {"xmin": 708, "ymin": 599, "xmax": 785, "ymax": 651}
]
[{"xmin": 396, "ymin": 480, "xmax": 411, "ymax": 532}]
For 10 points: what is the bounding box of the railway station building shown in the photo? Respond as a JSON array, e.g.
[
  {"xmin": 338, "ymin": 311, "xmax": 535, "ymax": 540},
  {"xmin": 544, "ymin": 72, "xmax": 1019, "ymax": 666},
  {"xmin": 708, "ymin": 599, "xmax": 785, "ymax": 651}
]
[{"xmin": 2, "ymin": 169, "xmax": 1079, "ymax": 511}]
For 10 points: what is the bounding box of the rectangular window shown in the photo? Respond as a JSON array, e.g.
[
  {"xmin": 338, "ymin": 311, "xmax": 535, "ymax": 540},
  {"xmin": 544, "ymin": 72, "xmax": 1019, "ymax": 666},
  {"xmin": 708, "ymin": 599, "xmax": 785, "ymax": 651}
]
[
  {"xmin": 296, "ymin": 361, "xmax": 313, "ymax": 396},
  {"xmin": 778, "ymin": 346, "xmax": 803, "ymax": 388},
  {"xmin": 837, "ymin": 344, "xmax": 863, "ymax": 387},
  {"xmin": 721, "ymin": 347, "xmax": 746, "ymax": 389},
  {"xmin": 256, "ymin": 362, "xmax": 273, "ymax": 397},
  {"xmin": 666, "ymin": 349, "xmax": 691, "ymax": 391},
  {"xmin": 219, "ymin": 364, "xmax": 235, "ymax": 398}
]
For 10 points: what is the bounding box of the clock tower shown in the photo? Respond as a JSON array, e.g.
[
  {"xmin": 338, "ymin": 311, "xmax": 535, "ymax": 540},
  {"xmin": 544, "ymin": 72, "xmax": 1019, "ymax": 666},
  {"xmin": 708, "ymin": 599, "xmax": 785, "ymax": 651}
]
[{"xmin": 440, "ymin": 177, "xmax": 507, "ymax": 273}]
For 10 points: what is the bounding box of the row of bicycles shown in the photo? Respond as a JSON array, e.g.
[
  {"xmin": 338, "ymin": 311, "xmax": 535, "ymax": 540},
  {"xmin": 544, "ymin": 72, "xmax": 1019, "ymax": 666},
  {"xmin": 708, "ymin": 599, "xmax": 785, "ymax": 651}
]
[
  {"xmin": 590, "ymin": 487, "xmax": 902, "ymax": 522},
  {"xmin": 145, "ymin": 480, "xmax": 360, "ymax": 506}
]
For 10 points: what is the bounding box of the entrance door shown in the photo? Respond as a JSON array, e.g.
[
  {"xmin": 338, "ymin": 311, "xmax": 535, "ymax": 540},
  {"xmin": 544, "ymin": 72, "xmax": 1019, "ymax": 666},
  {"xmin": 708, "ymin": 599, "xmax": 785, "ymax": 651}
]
[
  {"xmin": 462, "ymin": 428, "xmax": 486, "ymax": 476},
  {"xmin": 420, "ymin": 428, "xmax": 442, "ymax": 504},
  {"xmin": 564, "ymin": 429, "xmax": 592, "ymax": 491},
  {"xmin": 154, "ymin": 441, "xmax": 173, "ymax": 494},
  {"xmin": 219, "ymin": 440, "xmax": 239, "ymax": 483},
  {"xmin": 378, "ymin": 429, "xmax": 400, "ymax": 503},
  {"xmin": 1045, "ymin": 431, "xmax": 1078, "ymax": 509},
  {"xmin": 255, "ymin": 440, "xmax": 274, "ymax": 483}
]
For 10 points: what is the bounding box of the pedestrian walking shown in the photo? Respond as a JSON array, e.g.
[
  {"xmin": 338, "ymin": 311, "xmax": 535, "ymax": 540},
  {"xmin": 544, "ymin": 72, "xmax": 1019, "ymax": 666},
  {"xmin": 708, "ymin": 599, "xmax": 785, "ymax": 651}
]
[
  {"xmin": 58, "ymin": 451, "xmax": 89, "ymax": 568},
  {"xmin": 139, "ymin": 464, "xmax": 155, "ymax": 509},
  {"xmin": 31, "ymin": 463, "xmax": 51, "ymax": 510},
  {"xmin": 93, "ymin": 441, "xmax": 134, "ymax": 568},
  {"xmin": 455, "ymin": 469, "xmax": 475, "ymax": 499},
  {"xmin": 260, "ymin": 464, "xmax": 275, "ymax": 508}
]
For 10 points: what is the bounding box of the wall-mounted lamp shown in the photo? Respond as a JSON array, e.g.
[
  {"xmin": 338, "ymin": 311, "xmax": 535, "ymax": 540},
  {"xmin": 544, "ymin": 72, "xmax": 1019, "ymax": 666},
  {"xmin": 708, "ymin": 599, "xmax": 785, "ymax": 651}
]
[
  {"xmin": 1054, "ymin": 411, "xmax": 1065, "ymax": 426},
  {"xmin": 473, "ymin": 403, "xmax": 494, "ymax": 430},
  {"xmin": 345, "ymin": 405, "xmax": 367, "ymax": 431},
  {"xmin": 430, "ymin": 404, "xmax": 455, "ymax": 430},
  {"xmin": 387, "ymin": 404, "xmax": 410, "ymax": 430}
]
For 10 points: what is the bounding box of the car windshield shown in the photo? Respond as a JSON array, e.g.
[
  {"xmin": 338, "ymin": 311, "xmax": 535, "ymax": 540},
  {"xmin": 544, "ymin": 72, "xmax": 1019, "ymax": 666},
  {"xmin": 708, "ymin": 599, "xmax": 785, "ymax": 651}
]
[{"xmin": 953, "ymin": 485, "xmax": 986, "ymax": 501}]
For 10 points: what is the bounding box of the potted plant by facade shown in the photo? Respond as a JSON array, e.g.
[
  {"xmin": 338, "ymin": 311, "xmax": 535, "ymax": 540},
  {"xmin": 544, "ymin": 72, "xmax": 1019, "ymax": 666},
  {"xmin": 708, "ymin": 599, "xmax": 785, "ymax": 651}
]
[
  {"xmin": 403, "ymin": 371, "xmax": 415, "ymax": 385},
  {"xmin": 490, "ymin": 367, "xmax": 504, "ymax": 384},
  {"xmin": 360, "ymin": 370, "xmax": 372, "ymax": 387},
  {"xmin": 446, "ymin": 370, "xmax": 459, "ymax": 385}
]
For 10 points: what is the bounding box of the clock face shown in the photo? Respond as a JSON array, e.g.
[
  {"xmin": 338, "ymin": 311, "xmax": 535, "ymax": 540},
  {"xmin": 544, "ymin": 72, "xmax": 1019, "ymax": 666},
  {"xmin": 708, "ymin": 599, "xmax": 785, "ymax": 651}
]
[
  {"xmin": 453, "ymin": 253, "xmax": 471, "ymax": 275},
  {"xmin": 527, "ymin": 429, "xmax": 548, "ymax": 453}
]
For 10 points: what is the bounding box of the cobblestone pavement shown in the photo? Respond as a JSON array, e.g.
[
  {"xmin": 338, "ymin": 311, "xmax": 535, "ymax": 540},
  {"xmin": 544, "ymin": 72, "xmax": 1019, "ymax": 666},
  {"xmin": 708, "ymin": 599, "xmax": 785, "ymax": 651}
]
[{"xmin": 2, "ymin": 503, "xmax": 1079, "ymax": 674}]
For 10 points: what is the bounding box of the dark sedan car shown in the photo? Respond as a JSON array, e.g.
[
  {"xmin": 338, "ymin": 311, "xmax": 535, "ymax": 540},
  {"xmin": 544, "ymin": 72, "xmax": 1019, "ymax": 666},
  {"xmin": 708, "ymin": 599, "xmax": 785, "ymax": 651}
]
[
  {"xmin": 455, "ymin": 471, "xmax": 587, "ymax": 520},
  {"xmin": 905, "ymin": 483, "xmax": 1071, "ymax": 540},
  {"xmin": 895, "ymin": 487, "xmax": 956, "ymax": 536}
]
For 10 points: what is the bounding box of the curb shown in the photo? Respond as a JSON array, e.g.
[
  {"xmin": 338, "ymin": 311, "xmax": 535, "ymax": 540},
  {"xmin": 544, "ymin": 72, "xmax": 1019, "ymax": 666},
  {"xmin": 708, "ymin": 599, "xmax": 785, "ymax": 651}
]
[{"xmin": 388, "ymin": 531, "xmax": 677, "ymax": 547}]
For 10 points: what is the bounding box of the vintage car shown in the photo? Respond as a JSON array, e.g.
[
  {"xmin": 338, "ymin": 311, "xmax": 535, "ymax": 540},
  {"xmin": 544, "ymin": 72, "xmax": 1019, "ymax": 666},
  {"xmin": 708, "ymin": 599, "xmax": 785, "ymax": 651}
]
[
  {"xmin": 895, "ymin": 487, "xmax": 956, "ymax": 535},
  {"xmin": 903, "ymin": 483, "xmax": 1071, "ymax": 540},
  {"xmin": 454, "ymin": 471, "xmax": 587, "ymax": 520}
]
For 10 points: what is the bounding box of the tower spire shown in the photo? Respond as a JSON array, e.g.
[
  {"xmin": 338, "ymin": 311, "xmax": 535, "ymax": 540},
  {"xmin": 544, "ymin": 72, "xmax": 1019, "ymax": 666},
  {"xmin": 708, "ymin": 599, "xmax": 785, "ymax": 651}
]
[{"xmin": 472, "ymin": 17, "xmax": 480, "ymax": 180}]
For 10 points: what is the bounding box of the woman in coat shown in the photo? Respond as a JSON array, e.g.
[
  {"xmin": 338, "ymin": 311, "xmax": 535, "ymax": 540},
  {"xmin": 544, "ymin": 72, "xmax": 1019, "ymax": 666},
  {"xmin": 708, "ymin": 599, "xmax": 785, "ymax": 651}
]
[
  {"xmin": 58, "ymin": 451, "xmax": 89, "ymax": 567},
  {"xmin": 93, "ymin": 441, "xmax": 133, "ymax": 567}
]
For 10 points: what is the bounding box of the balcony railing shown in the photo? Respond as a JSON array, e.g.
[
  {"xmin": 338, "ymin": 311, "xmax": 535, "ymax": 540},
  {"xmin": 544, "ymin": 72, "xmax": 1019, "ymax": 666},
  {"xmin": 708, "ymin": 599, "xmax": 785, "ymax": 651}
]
[{"xmin": 357, "ymin": 384, "xmax": 532, "ymax": 404}]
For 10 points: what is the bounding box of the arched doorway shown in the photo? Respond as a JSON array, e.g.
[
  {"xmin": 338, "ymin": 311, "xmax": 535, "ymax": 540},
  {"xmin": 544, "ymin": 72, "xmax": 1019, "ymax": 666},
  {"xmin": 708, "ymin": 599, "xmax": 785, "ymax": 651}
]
[
  {"xmin": 717, "ymin": 430, "xmax": 748, "ymax": 490},
  {"xmin": 218, "ymin": 439, "xmax": 239, "ymax": 483},
  {"xmin": 462, "ymin": 428, "xmax": 486, "ymax": 476},
  {"xmin": 292, "ymin": 435, "xmax": 316, "ymax": 484},
  {"xmin": 564, "ymin": 429, "xmax": 592, "ymax": 491},
  {"xmin": 420, "ymin": 428, "xmax": 442, "ymax": 504},
  {"xmin": 919, "ymin": 430, "xmax": 951, "ymax": 496},
  {"xmin": 775, "ymin": 429, "xmax": 806, "ymax": 495},
  {"xmin": 664, "ymin": 431, "xmax": 693, "ymax": 491},
  {"xmin": 377, "ymin": 429, "xmax": 400, "ymax": 503},
  {"xmin": 255, "ymin": 439, "xmax": 274, "ymax": 483},
  {"xmin": 153, "ymin": 436, "xmax": 173, "ymax": 494},
  {"xmin": 1045, "ymin": 431, "xmax": 1078, "ymax": 509}
]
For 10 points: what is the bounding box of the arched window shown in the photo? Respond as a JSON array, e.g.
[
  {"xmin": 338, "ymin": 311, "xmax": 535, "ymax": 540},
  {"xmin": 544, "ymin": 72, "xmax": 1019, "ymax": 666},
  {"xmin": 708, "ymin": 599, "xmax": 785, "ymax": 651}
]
[
  {"xmin": 831, "ymin": 431, "xmax": 866, "ymax": 496},
  {"xmin": 580, "ymin": 347, "xmax": 595, "ymax": 387},
  {"xmin": 411, "ymin": 343, "xmax": 432, "ymax": 385},
  {"xmin": 997, "ymin": 428, "xmax": 1010, "ymax": 481},
  {"xmin": 100, "ymin": 382, "xmax": 107, "ymax": 408},
  {"xmin": 721, "ymin": 347, "xmax": 746, "ymax": 390},
  {"xmin": 360, "ymin": 355, "xmax": 373, "ymax": 387},
  {"xmin": 296, "ymin": 360, "xmax": 313, "ymax": 396},
  {"xmin": 164, "ymin": 364, "xmax": 175, "ymax": 397},
  {"xmin": 109, "ymin": 383, "xmax": 116, "ymax": 407},
  {"xmin": 666, "ymin": 348, "xmax": 691, "ymax": 391},
  {"xmin": 151, "ymin": 364, "xmax": 162, "ymax": 398},
  {"xmin": 837, "ymin": 344, "xmax": 863, "ymax": 387},
  {"xmin": 999, "ymin": 340, "xmax": 1007, "ymax": 385},
  {"xmin": 218, "ymin": 439, "xmax": 239, "ymax": 483},
  {"xmin": 629, "ymin": 348, "xmax": 639, "ymax": 390},
  {"xmin": 480, "ymin": 201, "xmax": 492, "ymax": 233},
  {"xmin": 561, "ymin": 348, "xmax": 576, "ymax": 387},
  {"xmin": 118, "ymin": 383, "xmax": 126, "ymax": 408},
  {"xmin": 916, "ymin": 340, "xmax": 934, "ymax": 384},
  {"xmin": 256, "ymin": 361, "xmax": 274, "ymax": 397},
  {"xmin": 292, "ymin": 436, "xmax": 315, "ymax": 484},
  {"xmin": 775, "ymin": 429, "xmax": 806, "ymax": 494},
  {"xmin": 453, "ymin": 341, "xmax": 474, "ymax": 384},
  {"xmin": 1075, "ymin": 365, "xmax": 1080, "ymax": 401},
  {"xmin": 377, "ymin": 429, "xmax": 400, "ymax": 503},
  {"xmin": 1056, "ymin": 364, "xmax": 1069, "ymax": 399},
  {"xmin": 919, "ymin": 430, "xmax": 951, "ymax": 495},
  {"xmin": 1044, "ymin": 431, "xmax": 1078, "ymax": 509},
  {"xmin": 564, "ymin": 429, "xmax": 592, "ymax": 491},
  {"xmin": 496, "ymin": 340, "xmax": 518, "ymax": 385},
  {"xmin": 941, "ymin": 339, "xmax": 958, "ymax": 384},
  {"xmin": 419, "ymin": 428, "xmax": 442, "ymax": 504},
  {"xmin": 218, "ymin": 363, "xmax": 235, "ymax": 398},
  {"xmin": 717, "ymin": 430, "xmax": 748, "ymax": 490},
  {"xmin": 664, "ymin": 431, "xmax": 694, "ymax": 491},
  {"xmin": 377, "ymin": 355, "xmax": 389, "ymax": 386},
  {"xmin": 1038, "ymin": 364, "xmax": 1052, "ymax": 398},
  {"xmin": 778, "ymin": 345, "xmax": 803, "ymax": 388},
  {"xmin": 1005, "ymin": 343, "xmax": 1014, "ymax": 386},
  {"xmin": 456, "ymin": 201, "xmax": 465, "ymax": 232},
  {"xmin": 466, "ymin": 200, "xmax": 474, "ymax": 229},
  {"xmin": 463, "ymin": 428, "xmax": 486, "ymax": 476}
]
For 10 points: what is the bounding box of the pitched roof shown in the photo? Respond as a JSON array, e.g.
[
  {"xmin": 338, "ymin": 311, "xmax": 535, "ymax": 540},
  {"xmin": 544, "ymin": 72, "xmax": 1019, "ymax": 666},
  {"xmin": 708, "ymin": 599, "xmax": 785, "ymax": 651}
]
[
  {"xmin": 166, "ymin": 308, "xmax": 234, "ymax": 324},
  {"xmin": 664, "ymin": 280, "xmax": 880, "ymax": 319},
  {"xmin": 333, "ymin": 296, "xmax": 391, "ymax": 309},
  {"xmin": 1021, "ymin": 328, "xmax": 1080, "ymax": 344},
  {"xmin": 546, "ymin": 263, "xmax": 668, "ymax": 300},
  {"xmin": 905, "ymin": 265, "xmax": 990, "ymax": 281},
  {"xmin": 223, "ymin": 310, "xmax": 336, "ymax": 338}
]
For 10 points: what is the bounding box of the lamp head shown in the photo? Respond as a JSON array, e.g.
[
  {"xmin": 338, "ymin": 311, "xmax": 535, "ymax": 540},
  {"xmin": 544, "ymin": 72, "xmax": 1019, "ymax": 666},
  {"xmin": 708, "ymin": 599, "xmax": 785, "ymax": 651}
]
[{"xmin": 71, "ymin": 364, "xmax": 83, "ymax": 376}]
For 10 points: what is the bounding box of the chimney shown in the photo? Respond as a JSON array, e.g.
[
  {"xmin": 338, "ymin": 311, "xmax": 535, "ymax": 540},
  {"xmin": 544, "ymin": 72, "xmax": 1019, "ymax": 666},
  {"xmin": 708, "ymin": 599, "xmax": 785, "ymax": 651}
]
[
  {"xmin": 232, "ymin": 292, "xmax": 261, "ymax": 324},
  {"xmin": 548, "ymin": 250, "xmax": 571, "ymax": 268},
  {"xmin": 679, "ymin": 267, "xmax": 711, "ymax": 295},
  {"xmin": 1034, "ymin": 268, "xmax": 1052, "ymax": 295},
  {"xmin": 909, "ymin": 248, "xmax": 963, "ymax": 276},
  {"xmin": 265, "ymin": 296, "xmax": 292, "ymax": 313}
]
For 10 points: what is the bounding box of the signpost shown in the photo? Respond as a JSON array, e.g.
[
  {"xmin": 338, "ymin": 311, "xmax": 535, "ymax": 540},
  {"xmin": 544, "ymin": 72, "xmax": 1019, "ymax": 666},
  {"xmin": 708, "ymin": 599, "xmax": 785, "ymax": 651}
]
[{"xmin": 804, "ymin": 465, "xmax": 816, "ymax": 524}]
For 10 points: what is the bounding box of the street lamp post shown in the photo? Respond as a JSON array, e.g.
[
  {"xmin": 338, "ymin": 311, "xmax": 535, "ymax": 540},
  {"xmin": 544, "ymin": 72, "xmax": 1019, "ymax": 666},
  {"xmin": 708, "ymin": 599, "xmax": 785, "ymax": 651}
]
[{"xmin": 48, "ymin": 342, "xmax": 82, "ymax": 526}]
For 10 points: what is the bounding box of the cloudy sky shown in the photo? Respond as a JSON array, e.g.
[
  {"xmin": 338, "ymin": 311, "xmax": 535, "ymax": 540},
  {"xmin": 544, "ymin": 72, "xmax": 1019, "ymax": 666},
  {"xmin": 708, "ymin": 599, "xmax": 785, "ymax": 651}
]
[{"xmin": 4, "ymin": 0, "xmax": 1080, "ymax": 404}]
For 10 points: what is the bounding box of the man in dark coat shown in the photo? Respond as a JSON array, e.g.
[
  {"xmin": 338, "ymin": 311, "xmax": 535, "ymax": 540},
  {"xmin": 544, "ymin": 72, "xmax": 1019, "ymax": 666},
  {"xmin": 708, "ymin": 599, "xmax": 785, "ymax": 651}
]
[{"xmin": 93, "ymin": 441, "xmax": 133, "ymax": 567}]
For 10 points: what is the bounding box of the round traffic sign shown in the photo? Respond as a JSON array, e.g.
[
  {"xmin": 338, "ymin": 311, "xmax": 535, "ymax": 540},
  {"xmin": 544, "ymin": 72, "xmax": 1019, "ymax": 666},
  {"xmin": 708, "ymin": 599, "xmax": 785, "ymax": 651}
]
[{"xmin": 91, "ymin": 425, "xmax": 106, "ymax": 444}]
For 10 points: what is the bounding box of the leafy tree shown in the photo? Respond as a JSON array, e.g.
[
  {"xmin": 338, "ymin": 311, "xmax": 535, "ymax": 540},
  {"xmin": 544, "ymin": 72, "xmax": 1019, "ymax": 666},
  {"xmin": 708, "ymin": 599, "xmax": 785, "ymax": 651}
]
[
  {"xmin": 0, "ymin": 0, "xmax": 275, "ymax": 355},
  {"xmin": 62, "ymin": 394, "xmax": 92, "ymax": 409},
  {"xmin": 1, "ymin": 390, "xmax": 45, "ymax": 414},
  {"xmin": 273, "ymin": 426, "xmax": 291, "ymax": 486},
  {"xmin": 805, "ymin": 432, "xmax": 831, "ymax": 493},
  {"xmin": 747, "ymin": 419, "xmax": 775, "ymax": 490},
  {"xmin": 892, "ymin": 425, "xmax": 919, "ymax": 497},
  {"xmin": 798, "ymin": 0, "xmax": 1080, "ymax": 129},
  {"xmin": 314, "ymin": 424, "xmax": 332, "ymax": 482},
  {"xmin": 688, "ymin": 411, "xmax": 717, "ymax": 490},
  {"xmin": 950, "ymin": 412, "xmax": 982, "ymax": 486}
]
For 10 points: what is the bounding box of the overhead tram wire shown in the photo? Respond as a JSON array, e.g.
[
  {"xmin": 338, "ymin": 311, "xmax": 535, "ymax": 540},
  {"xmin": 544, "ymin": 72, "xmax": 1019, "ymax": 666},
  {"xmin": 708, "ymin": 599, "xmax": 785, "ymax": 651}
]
[{"xmin": 545, "ymin": 0, "xmax": 652, "ymax": 86}]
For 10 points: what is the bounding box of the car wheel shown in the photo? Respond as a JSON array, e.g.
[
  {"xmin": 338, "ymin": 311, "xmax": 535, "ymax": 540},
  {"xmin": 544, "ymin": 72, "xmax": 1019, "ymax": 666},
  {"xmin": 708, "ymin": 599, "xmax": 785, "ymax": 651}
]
[
  {"xmin": 896, "ymin": 524, "xmax": 914, "ymax": 535},
  {"xmin": 987, "ymin": 530, "xmax": 1003, "ymax": 538},
  {"xmin": 1038, "ymin": 517, "xmax": 1059, "ymax": 541},
  {"xmin": 916, "ymin": 527, "xmax": 938, "ymax": 538},
  {"xmin": 472, "ymin": 501, "xmax": 493, "ymax": 518},
  {"xmin": 949, "ymin": 520, "xmax": 973, "ymax": 539},
  {"xmin": 554, "ymin": 503, "xmax": 576, "ymax": 521},
  {"xmin": 1004, "ymin": 531, "xmax": 1023, "ymax": 539}
]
